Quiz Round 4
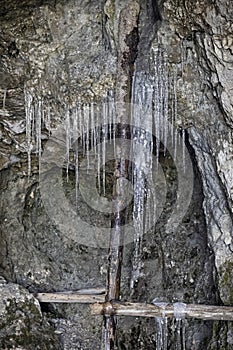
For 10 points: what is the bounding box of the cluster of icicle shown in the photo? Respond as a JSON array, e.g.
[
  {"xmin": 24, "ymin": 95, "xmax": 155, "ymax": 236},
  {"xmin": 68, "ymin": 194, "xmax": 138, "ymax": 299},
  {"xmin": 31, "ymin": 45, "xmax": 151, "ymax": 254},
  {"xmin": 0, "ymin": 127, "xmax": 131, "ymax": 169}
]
[
  {"xmin": 153, "ymin": 300, "xmax": 187, "ymax": 350},
  {"xmin": 24, "ymin": 87, "xmax": 116, "ymax": 184},
  {"xmin": 129, "ymin": 43, "xmax": 187, "ymax": 290},
  {"xmin": 24, "ymin": 43, "xmax": 187, "ymax": 289}
]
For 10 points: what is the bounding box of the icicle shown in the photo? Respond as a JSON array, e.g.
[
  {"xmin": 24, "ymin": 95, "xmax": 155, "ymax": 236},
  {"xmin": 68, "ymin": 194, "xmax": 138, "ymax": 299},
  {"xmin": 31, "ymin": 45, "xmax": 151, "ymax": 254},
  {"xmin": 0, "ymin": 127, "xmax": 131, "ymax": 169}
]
[
  {"xmin": 102, "ymin": 94, "xmax": 107, "ymax": 196},
  {"xmin": 41, "ymin": 97, "xmax": 45, "ymax": 123},
  {"xmin": 46, "ymin": 102, "xmax": 51, "ymax": 136},
  {"xmin": 73, "ymin": 106, "xmax": 79, "ymax": 204},
  {"xmin": 158, "ymin": 46, "xmax": 164, "ymax": 144},
  {"xmin": 174, "ymin": 302, "xmax": 186, "ymax": 320},
  {"xmin": 2, "ymin": 89, "xmax": 6, "ymax": 109},
  {"xmin": 81, "ymin": 105, "xmax": 85, "ymax": 157},
  {"xmin": 181, "ymin": 39, "xmax": 187, "ymax": 80},
  {"xmin": 163, "ymin": 54, "xmax": 169, "ymax": 154},
  {"xmin": 174, "ymin": 129, "xmax": 178, "ymax": 161},
  {"xmin": 130, "ymin": 70, "xmax": 155, "ymax": 292},
  {"xmin": 90, "ymin": 100, "xmax": 95, "ymax": 151},
  {"xmin": 144, "ymin": 188, "xmax": 151, "ymax": 234},
  {"xmin": 97, "ymin": 142, "xmax": 101, "ymax": 193},
  {"xmin": 152, "ymin": 301, "xmax": 168, "ymax": 350},
  {"xmin": 130, "ymin": 166, "xmax": 145, "ymax": 291},
  {"xmin": 65, "ymin": 106, "xmax": 70, "ymax": 182},
  {"xmin": 109, "ymin": 92, "xmax": 116, "ymax": 156},
  {"xmin": 170, "ymin": 66, "xmax": 176, "ymax": 146},
  {"xmin": 77, "ymin": 100, "xmax": 83, "ymax": 150},
  {"xmin": 94, "ymin": 102, "xmax": 99, "ymax": 159},
  {"xmin": 84, "ymin": 103, "xmax": 90, "ymax": 171},
  {"xmin": 24, "ymin": 87, "xmax": 33, "ymax": 176},
  {"xmin": 36, "ymin": 97, "xmax": 42, "ymax": 172},
  {"xmin": 108, "ymin": 90, "xmax": 115, "ymax": 145},
  {"xmin": 174, "ymin": 302, "xmax": 186, "ymax": 350},
  {"xmin": 182, "ymin": 128, "xmax": 186, "ymax": 171},
  {"xmin": 153, "ymin": 48, "xmax": 161, "ymax": 166}
]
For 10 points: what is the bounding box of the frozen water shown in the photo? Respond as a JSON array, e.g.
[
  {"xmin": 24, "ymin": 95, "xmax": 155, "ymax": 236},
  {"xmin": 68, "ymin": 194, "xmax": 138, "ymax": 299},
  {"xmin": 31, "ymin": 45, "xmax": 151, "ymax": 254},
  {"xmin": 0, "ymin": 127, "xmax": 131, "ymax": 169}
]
[
  {"xmin": 174, "ymin": 302, "xmax": 186, "ymax": 350},
  {"xmin": 84, "ymin": 104, "xmax": 90, "ymax": 171},
  {"xmin": 72, "ymin": 106, "xmax": 79, "ymax": 204},
  {"xmin": 36, "ymin": 97, "xmax": 42, "ymax": 171},
  {"xmin": 152, "ymin": 301, "xmax": 168, "ymax": 350},
  {"xmin": 182, "ymin": 129, "xmax": 186, "ymax": 170},
  {"xmin": 24, "ymin": 87, "xmax": 34, "ymax": 176},
  {"xmin": 2, "ymin": 89, "xmax": 6, "ymax": 109},
  {"xmin": 102, "ymin": 95, "xmax": 107, "ymax": 196},
  {"xmin": 163, "ymin": 54, "xmax": 169, "ymax": 154},
  {"xmin": 174, "ymin": 302, "xmax": 186, "ymax": 320},
  {"xmin": 65, "ymin": 106, "xmax": 70, "ymax": 182}
]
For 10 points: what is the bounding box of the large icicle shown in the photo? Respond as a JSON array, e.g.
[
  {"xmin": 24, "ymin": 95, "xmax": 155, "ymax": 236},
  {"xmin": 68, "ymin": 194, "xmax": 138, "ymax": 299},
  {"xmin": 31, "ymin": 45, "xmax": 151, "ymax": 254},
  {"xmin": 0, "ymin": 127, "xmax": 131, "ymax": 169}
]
[
  {"xmin": 163, "ymin": 53, "xmax": 169, "ymax": 154},
  {"xmin": 36, "ymin": 97, "xmax": 42, "ymax": 171},
  {"xmin": 2, "ymin": 89, "xmax": 6, "ymax": 110},
  {"xmin": 130, "ymin": 71, "xmax": 154, "ymax": 292},
  {"xmin": 84, "ymin": 103, "xmax": 90, "ymax": 171},
  {"xmin": 24, "ymin": 87, "xmax": 34, "ymax": 176},
  {"xmin": 152, "ymin": 300, "xmax": 168, "ymax": 350},
  {"xmin": 73, "ymin": 105, "xmax": 79, "ymax": 204},
  {"xmin": 173, "ymin": 302, "xmax": 186, "ymax": 350},
  {"xmin": 65, "ymin": 105, "xmax": 70, "ymax": 182},
  {"xmin": 102, "ymin": 94, "xmax": 107, "ymax": 196}
]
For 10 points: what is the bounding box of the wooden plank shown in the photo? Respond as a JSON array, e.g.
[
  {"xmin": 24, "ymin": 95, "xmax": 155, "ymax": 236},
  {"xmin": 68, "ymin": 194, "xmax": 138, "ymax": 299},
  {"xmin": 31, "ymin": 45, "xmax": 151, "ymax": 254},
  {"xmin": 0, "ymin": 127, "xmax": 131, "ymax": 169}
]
[{"xmin": 34, "ymin": 288, "xmax": 105, "ymax": 304}]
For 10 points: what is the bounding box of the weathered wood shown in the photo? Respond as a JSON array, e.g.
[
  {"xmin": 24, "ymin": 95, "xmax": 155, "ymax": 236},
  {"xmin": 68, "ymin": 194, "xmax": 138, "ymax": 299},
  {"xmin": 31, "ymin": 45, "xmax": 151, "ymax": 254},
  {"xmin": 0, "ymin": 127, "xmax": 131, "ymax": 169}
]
[
  {"xmin": 104, "ymin": 2, "xmax": 140, "ymax": 349},
  {"xmin": 90, "ymin": 301, "xmax": 233, "ymax": 321},
  {"xmin": 34, "ymin": 291, "xmax": 233, "ymax": 321},
  {"xmin": 34, "ymin": 288, "xmax": 105, "ymax": 304}
]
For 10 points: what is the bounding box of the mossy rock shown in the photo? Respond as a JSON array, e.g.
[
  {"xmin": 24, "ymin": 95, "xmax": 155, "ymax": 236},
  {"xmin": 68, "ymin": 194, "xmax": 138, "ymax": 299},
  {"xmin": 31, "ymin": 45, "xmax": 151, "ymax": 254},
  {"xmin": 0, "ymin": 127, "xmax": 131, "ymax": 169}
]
[
  {"xmin": 0, "ymin": 281, "xmax": 61, "ymax": 349},
  {"xmin": 219, "ymin": 260, "xmax": 233, "ymax": 305}
]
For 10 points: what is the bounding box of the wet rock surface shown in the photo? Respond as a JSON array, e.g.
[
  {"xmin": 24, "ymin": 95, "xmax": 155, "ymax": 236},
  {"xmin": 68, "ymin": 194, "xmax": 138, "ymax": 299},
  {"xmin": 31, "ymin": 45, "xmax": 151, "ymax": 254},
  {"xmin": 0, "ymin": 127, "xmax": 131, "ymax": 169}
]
[{"xmin": 0, "ymin": 0, "xmax": 232, "ymax": 349}]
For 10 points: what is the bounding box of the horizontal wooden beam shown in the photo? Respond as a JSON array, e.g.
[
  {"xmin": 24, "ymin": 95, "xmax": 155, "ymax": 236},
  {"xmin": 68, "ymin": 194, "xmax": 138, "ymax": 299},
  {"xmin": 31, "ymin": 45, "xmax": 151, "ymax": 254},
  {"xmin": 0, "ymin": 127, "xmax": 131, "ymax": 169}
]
[
  {"xmin": 34, "ymin": 287, "xmax": 106, "ymax": 304},
  {"xmin": 34, "ymin": 289, "xmax": 233, "ymax": 321},
  {"xmin": 90, "ymin": 301, "xmax": 233, "ymax": 321}
]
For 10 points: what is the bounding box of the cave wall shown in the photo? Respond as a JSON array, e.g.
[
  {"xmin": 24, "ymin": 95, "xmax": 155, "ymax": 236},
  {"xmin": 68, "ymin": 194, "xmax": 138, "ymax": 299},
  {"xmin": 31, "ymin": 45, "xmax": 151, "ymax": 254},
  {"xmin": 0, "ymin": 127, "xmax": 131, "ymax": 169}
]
[
  {"xmin": 0, "ymin": 0, "xmax": 232, "ymax": 349},
  {"xmin": 157, "ymin": 0, "xmax": 233, "ymax": 304}
]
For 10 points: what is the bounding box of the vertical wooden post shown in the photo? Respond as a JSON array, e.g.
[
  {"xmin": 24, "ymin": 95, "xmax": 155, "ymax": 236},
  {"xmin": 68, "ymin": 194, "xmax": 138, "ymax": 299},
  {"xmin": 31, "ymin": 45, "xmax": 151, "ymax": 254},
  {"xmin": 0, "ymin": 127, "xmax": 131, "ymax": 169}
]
[{"xmin": 104, "ymin": 2, "xmax": 140, "ymax": 349}]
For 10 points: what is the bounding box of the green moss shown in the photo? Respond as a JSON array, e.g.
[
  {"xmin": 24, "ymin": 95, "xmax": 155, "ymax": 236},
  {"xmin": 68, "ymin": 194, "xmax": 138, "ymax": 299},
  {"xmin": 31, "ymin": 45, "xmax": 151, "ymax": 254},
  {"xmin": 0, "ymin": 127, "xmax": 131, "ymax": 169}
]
[
  {"xmin": 0, "ymin": 296, "xmax": 60, "ymax": 349},
  {"xmin": 104, "ymin": 0, "xmax": 115, "ymax": 23},
  {"xmin": 219, "ymin": 260, "xmax": 233, "ymax": 305}
]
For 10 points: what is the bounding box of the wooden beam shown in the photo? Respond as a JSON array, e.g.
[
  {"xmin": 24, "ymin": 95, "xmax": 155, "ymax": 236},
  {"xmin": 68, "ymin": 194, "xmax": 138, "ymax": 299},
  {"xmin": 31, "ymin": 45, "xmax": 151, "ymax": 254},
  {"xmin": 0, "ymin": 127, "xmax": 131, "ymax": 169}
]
[
  {"xmin": 90, "ymin": 301, "xmax": 233, "ymax": 321},
  {"xmin": 34, "ymin": 291, "xmax": 233, "ymax": 321},
  {"xmin": 104, "ymin": 2, "xmax": 140, "ymax": 348},
  {"xmin": 34, "ymin": 287, "xmax": 106, "ymax": 304}
]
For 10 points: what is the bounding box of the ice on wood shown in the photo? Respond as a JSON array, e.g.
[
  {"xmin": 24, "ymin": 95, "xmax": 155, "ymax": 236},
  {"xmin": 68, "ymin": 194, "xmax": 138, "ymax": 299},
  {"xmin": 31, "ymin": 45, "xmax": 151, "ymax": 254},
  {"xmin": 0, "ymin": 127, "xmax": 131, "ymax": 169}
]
[{"xmin": 152, "ymin": 300, "xmax": 168, "ymax": 350}]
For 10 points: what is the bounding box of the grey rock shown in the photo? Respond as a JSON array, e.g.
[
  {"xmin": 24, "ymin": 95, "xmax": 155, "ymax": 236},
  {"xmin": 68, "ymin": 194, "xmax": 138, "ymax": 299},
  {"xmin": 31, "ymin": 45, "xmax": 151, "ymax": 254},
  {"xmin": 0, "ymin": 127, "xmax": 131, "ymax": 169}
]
[
  {"xmin": 0, "ymin": 0, "xmax": 232, "ymax": 349},
  {"xmin": 0, "ymin": 280, "xmax": 61, "ymax": 349}
]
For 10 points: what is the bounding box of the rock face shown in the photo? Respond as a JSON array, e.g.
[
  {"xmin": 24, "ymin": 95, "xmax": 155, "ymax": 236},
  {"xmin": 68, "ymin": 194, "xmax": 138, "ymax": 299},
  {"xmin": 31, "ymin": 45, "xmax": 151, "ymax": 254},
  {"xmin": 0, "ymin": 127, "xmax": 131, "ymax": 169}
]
[
  {"xmin": 0, "ymin": 0, "xmax": 232, "ymax": 349},
  {"xmin": 0, "ymin": 277, "xmax": 61, "ymax": 349},
  {"xmin": 159, "ymin": 0, "xmax": 233, "ymax": 304}
]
